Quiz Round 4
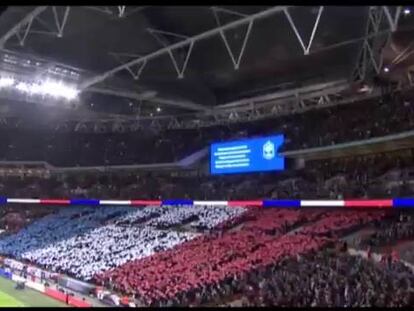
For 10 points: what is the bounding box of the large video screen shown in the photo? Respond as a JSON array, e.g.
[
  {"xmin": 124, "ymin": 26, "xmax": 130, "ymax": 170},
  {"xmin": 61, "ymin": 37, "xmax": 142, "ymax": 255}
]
[{"xmin": 210, "ymin": 135, "xmax": 285, "ymax": 175}]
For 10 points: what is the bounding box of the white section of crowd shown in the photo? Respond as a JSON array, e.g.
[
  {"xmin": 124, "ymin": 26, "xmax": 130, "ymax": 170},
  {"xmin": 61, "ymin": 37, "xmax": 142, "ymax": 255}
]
[
  {"xmin": 146, "ymin": 205, "xmax": 245, "ymax": 229},
  {"xmin": 0, "ymin": 205, "xmax": 246, "ymax": 280},
  {"xmin": 22, "ymin": 225, "xmax": 198, "ymax": 280}
]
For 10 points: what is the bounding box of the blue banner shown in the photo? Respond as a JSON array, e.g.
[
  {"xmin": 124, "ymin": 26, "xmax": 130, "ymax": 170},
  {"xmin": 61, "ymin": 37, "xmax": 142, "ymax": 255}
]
[
  {"xmin": 0, "ymin": 268, "xmax": 12, "ymax": 279},
  {"xmin": 210, "ymin": 135, "xmax": 285, "ymax": 175},
  {"xmin": 263, "ymin": 200, "xmax": 301, "ymax": 208},
  {"xmin": 162, "ymin": 199, "xmax": 194, "ymax": 206},
  {"xmin": 70, "ymin": 199, "xmax": 100, "ymax": 206}
]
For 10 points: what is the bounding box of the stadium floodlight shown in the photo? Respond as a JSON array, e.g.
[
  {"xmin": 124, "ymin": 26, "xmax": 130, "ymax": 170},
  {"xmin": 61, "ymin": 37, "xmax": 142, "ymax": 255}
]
[
  {"xmin": 15, "ymin": 82, "xmax": 30, "ymax": 92},
  {"xmin": 2, "ymin": 78, "xmax": 79, "ymax": 101},
  {"xmin": 0, "ymin": 77, "xmax": 15, "ymax": 88},
  {"xmin": 40, "ymin": 81, "xmax": 79, "ymax": 100}
]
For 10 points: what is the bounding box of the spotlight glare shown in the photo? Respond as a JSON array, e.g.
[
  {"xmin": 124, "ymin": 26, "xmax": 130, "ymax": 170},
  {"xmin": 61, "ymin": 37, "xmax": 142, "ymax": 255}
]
[
  {"xmin": 0, "ymin": 77, "xmax": 15, "ymax": 88},
  {"xmin": 383, "ymin": 67, "xmax": 390, "ymax": 73},
  {"xmin": 404, "ymin": 8, "xmax": 411, "ymax": 15},
  {"xmin": 2, "ymin": 78, "xmax": 79, "ymax": 101},
  {"xmin": 156, "ymin": 107, "xmax": 161, "ymax": 112},
  {"xmin": 16, "ymin": 82, "xmax": 29, "ymax": 92}
]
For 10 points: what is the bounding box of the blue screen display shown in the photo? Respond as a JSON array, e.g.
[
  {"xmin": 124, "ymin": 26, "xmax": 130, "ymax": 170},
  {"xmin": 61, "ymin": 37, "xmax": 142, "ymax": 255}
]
[{"xmin": 210, "ymin": 135, "xmax": 285, "ymax": 175}]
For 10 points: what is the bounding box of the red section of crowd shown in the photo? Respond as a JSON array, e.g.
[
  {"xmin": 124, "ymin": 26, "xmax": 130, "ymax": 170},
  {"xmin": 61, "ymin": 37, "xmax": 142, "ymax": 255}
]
[
  {"xmin": 298, "ymin": 211, "xmax": 387, "ymax": 236},
  {"xmin": 95, "ymin": 209, "xmax": 386, "ymax": 304},
  {"xmin": 242, "ymin": 209, "xmax": 307, "ymax": 233}
]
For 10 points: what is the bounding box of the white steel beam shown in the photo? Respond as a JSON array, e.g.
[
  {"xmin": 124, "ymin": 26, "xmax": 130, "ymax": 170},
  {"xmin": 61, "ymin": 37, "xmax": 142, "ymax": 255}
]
[
  {"xmin": 390, "ymin": 40, "xmax": 414, "ymax": 66},
  {"xmin": 147, "ymin": 28, "xmax": 195, "ymax": 78},
  {"xmin": 108, "ymin": 51, "xmax": 143, "ymax": 58},
  {"xmin": 0, "ymin": 6, "xmax": 48, "ymax": 48},
  {"xmin": 364, "ymin": 40, "xmax": 381, "ymax": 74},
  {"xmin": 80, "ymin": 6, "xmax": 290, "ymax": 89},
  {"xmin": 284, "ymin": 6, "xmax": 324, "ymax": 55},
  {"xmin": 117, "ymin": 6, "xmax": 148, "ymax": 19},
  {"xmin": 83, "ymin": 6, "xmax": 113, "ymax": 15},
  {"xmin": 118, "ymin": 6, "xmax": 126, "ymax": 17},
  {"xmin": 382, "ymin": 6, "xmax": 402, "ymax": 32},
  {"xmin": 215, "ymin": 80, "xmax": 347, "ymax": 109},
  {"xmin": 211, "ymin": 6, "xmax": 253, "ymax": 69},
  {"xmin": 211, "ymin": 6, "xmax": 247, "ymax": 18},
  {"xmin": 125, "ymin": 60, "xmax": 147, "ymax": 80},
  {"xmin": 15, "ymin": 17, "xmax": 34, "ymax": 46},
  {"xmin": 109, "ymin": 52, "xmax": 147, "ymax": 80},
  {"xmin": 85, "ymin": 87, "xmax": 155, "ymax": 101},
  {"xmin": 52, "ymin": 6, "xmax": 71, "ymax": 37},
  {"xmin": 216, "ymin": 17, "xmax": 254, "ymax": 70},
  {"xmin": 352, "ymin": 6, "xmax": 388, "ymax": 82},
  {"xmin": 306, "ymin": 6, "xmax": 324, "ymax": 55},
  {"xmin": 147, "ymin": 28, "xmax": 189, "ymax": 41},
  {"xmin": 169, "ymin": 40, "xmax": 194, "ymax": 78},
  {"xmin": 85, "ymin": 87, "xmax": 211, "ymax": 112}
]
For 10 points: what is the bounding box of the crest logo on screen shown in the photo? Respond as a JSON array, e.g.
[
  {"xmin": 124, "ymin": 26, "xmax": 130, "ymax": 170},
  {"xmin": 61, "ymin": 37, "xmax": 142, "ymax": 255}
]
[{"xmin": 263, "ymin": 140, "xmax": 275, "ymax": 160}]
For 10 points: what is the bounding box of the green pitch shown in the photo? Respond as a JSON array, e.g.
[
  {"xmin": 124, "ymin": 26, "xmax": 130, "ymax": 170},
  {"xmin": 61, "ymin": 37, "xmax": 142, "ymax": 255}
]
[{"xmin": 0, "ymin": 277, "xmax": 67, "ymax": 307}]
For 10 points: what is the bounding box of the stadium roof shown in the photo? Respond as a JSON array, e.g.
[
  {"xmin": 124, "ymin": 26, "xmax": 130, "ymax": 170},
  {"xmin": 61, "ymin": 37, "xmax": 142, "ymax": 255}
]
[{"xmin": 0, "ymin": 5, "xmax": 411, "ymax": 129}]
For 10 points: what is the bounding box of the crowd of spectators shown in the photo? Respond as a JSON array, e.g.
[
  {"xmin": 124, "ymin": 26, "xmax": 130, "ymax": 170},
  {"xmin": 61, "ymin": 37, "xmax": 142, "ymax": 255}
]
[
  {"xmin": 146, "ymin": 206, "xmax": 245, "ymax": 231},
  {"xmin": 230, "ymin": 251, "xmax": 414, "ymax": 307},
  {"xmin": 0, "ymin": 92, "xmax": 413, "ymax": 306},
  {"xmin": 0, "ymin": 205, "xmax": 58, "ymax": 234},
  {"xmin": 0, "ymin": 93, "xmax": 413, "ymax": 166},
  {"xmin": 297, "ymin": 210, "xmax": 386, "ymax": 238},
  {"xmin": 0, "ymin": 205, "xmax": 246, "ymax": 281},
  {"xmin": 357, "ymin": 212, "xmax": 414, "ymax": 249},
  {"xmin": 1, "ymin": 149, "xmax": 413, "ymax": 202},
  {"xmin": 94, "ymin": 209, "xmax": 387, "ymax": 306},
  {"xmin": 0, "ymin": 198, "xmax": 413, "ymax": 306}
]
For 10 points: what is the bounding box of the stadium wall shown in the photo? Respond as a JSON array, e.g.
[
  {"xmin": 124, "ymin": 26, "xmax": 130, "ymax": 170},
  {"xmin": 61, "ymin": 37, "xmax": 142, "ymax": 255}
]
[{"xmin": 57, "ymin": 275, "xmax": 96, "ymax": 295}]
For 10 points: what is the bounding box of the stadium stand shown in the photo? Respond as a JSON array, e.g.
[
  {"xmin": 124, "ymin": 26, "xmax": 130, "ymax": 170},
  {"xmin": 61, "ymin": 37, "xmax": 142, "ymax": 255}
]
[
  {"xmin": 92, "ymin": 209, "xmax": 389, "ymax": 306},
  {"xmin": 0, "ymin": 205, "xmax": 247, "ymax": 281},
  {"xmin": 356, "ymin": 211, "xmax": 414, "ymax": 248},
  {"xmin": 1, "ymin": 149, "xmax": 413, "ymax": 201},
  {"xmin": 0, "ymin": 96, "xmax": 413, "ymax": 166},
  {"xmin": 225, "ymin": 251, "xmax": 414, "ymax": 307},
  {"xmin": 1, "ymin": 189, "xmax": 414, "ymax": 306},
  {"xmin": 0, "ymin": 5, "xmax": 414, "ymax": 308}
]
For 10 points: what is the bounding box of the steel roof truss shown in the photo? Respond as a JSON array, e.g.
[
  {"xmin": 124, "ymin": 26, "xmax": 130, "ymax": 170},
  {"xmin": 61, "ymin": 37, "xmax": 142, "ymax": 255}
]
[
  {"xmin": 52, "ymin": 6, "xmax": 71, "ymax": 38},
  {"xmin": 148, "ymin": 28, "xmax": 195, "ymax": 79},
  {"xmin": 212, "ymin": 8, "xmax": 253, "ymax": 70},
  {"xmin": 118, "ymin": 6, "xmax": 126, "ymax": 18},
  {"xmin": 125, "ymin": 60, "xmax": 147, "ymax": 80},
  {"xmin": 382, "ymin": 6, "xmax": 402, "ymax": 32},
  {"xmin": 79, "ymin": 6, "xmax": 290, "ymax": 89},
  {"xmin": 210, "ymin": 7, "xmax": 248, "ymax": 18},
  {"xmin": 0, "ymin": 6, "xmax": 48, "ymax": 48},
  {"xmin": 352, "ymin": 6, "xmax": 389, "ymax": 82},
  {"xmin": 83, "ymin": 7, "xmax": 113, "ymax": 16},
  {"xmin": 110, "ymin": 52, "xmax": 147, "ymax": 80},
  {"xmin": 118, "ymin": 6, "xmax": 148, "ymax": 19},
  {"xmin": 15, "ymin": 17, "xmax": 34, "ymax": 46},
  {"xmin": 283, "ymin": 6, "xmax": 324, "ymax": 55}
]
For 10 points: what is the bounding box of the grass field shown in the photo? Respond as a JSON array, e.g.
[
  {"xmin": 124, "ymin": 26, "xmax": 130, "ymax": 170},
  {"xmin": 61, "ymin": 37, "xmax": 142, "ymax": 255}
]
[{"xmin": 0, "ymin": 277, "xmax": 67, "ymax": 307}]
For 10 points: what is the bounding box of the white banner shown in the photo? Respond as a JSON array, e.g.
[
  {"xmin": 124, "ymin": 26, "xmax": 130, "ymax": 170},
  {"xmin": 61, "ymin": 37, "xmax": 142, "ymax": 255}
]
[
  {"xmin": 11, "ymin": 274, "xmax": 26, "ymax": 283},
  {"xmin": 26, "ymin": 281, "xmax": 45, "ymax": 293}
]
